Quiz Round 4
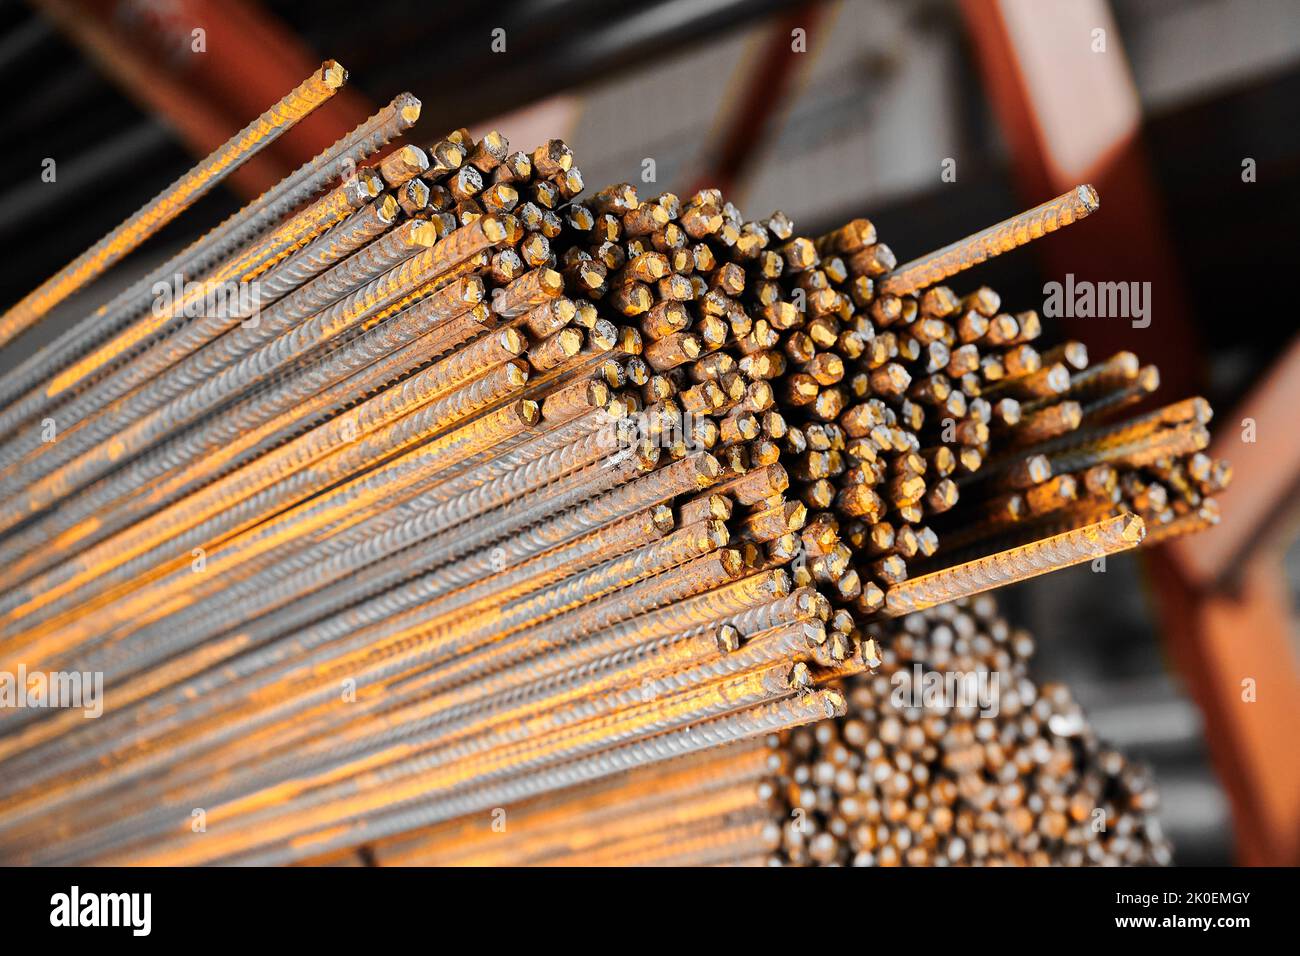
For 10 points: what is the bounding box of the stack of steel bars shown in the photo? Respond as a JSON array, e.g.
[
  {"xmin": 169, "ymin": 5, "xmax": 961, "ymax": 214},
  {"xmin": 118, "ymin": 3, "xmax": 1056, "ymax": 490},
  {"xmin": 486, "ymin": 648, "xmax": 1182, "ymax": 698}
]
[
  {"xmin": 366, "ymin": 597, "xmax": 1169, "ymax": 867},
  {"xmin": 0, "ymin": 63, "xmax": 1225, "ymax": 866}
]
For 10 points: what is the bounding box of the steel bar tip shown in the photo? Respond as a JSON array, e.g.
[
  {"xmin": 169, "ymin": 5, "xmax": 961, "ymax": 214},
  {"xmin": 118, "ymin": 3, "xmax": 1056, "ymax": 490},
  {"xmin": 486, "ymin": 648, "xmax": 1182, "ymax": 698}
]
[
  {"xmin": 881, "ymin": 184, "xmax": 1100, "ymax": 296},
  {"xmin": 883, "ymin": 512, "xmax": 1144, "ymax": 615},
  {"xmin": 0, "ymin": 60, "xmax": 350, "ymax": 351}
]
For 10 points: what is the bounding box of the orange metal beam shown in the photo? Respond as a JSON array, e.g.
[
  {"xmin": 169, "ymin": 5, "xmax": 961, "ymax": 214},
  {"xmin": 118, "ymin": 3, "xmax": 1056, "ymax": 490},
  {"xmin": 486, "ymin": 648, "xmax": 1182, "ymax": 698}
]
[
  {"xmin": 958, "ymin": 0, "xmax": 1205, "ymax": 401},
  {"xmin": 688, "ymin": 4, "xmax": 822, "ymax": 200},
  {"xmin": 1149, "ymin": 553, "xmax": 1300, "ymax": 865},
  {"xmin": 1170, "ymin": 334, "xmax": 1300, "ymax": 587},
  {"xmin": 1149, "ymin": 332, "xmax": 1300, "ymax": 866}
]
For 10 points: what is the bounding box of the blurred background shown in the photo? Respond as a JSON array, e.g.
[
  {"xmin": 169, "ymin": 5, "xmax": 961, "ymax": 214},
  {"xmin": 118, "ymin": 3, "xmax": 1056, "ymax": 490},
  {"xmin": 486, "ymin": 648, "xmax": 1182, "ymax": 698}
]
[{"xmin": 0, "ymin": 0, "xmax": 1296, "ymax": 865}]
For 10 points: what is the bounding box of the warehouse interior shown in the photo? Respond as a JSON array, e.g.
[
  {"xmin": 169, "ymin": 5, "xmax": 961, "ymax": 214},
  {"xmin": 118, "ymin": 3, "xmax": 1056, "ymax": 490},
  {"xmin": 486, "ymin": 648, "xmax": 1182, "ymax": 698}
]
[{"xmin": 0, "ymin": 0, "xmax": 1296, "ymax": 867}]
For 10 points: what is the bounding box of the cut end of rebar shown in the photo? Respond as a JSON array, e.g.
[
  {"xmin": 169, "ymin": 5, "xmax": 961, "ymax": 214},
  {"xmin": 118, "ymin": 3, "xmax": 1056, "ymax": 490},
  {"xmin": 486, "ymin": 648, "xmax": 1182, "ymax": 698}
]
[
  {"xmin": 515, "ymin": 400, "xmax": 540, "ymax": 425},
  {"xmin": 396, "ymin": 93, "xmax": 422, "ymax": 125},
  {"xmin": 769, "ymin": 569, "xmax": 793, "ymax": 597},
  {"xmin": 789, "ymin": 661, "xmax": 813, "ymax": 690},
  {"xmin": 1040, "ymin": 363, "xmax": 1069, "ymax": 394},
  {"xmin": 586, "ymin": 319, "xmax": 615, "ymax": 352},
  {"xmin": 500, "ymin": 327, "xmax": 527, "ymax": 355},
  {"xmin": 716, "ymin": 625, "xmax": 742, "ymax": 654},
  {"xmin": 552, "ymin": 298, "xmax": 577, "ymax": 324},
  {"xmin": 481, "ymin": 130, "xmax": 510, "ymax": 159},
  {"xmin": 634, "ymin": 441, "xmax": 661, "ymax": 471},
  {"xmin": 585, "ymin": 380, "xmax": 610, "ymax": 409},
  {"xmin": 1076, "ymin": 184, "xmax": 1100, "ymax": 214},
  {"xmin": 618, "ymin": 326, "xmax": 643, "ymax": 355},
  {"xmin": 803, "ymin": 619, "xmax": 828, "ymax": 645},
  {"xmin": 1119, "ymin": 512, "xmax": 1146, "ymax": 544},
  {"xmin": 400, "ymin": 144, "xmax": 430, "ymax": 170},
  {"xmin": 557, "ymin": 327, "xmax": 583, "ymax": 356},
  {"xmin": 359, "ymin": 166, "xmax": 384, "ymax": 194},
  {"xmin": 652, "ymin": 504, "xmax": 676, "ymax": 534},
  {"xmin": 767, "ymin": 463, "xmax": 790, "ymax": 495},
  {"xmin": 320, "ymin": 60, "xmax": 348, "ymax": 89},
  {"xmin": 464, "ymin": 274, "xmax": 487, "ymax": 304},
  {"xmin": 411, "ymin": 221, "xmax": 439, "ymax": 247},
  {"xmin": 1027, "ymin": 454, "xmax": 1052, "ymax": 484},
  {"xmin": 862, "ymin": 638, "xmax": 883, "ymax": 669},
  {"xmin": 505, "ymin": 361, "xmax": 530, "ymax": 387},
  {"xmin": 1191, "ymin": 396, "xmax": 1214, "ymax": 425},
  {"xmin": 539, "ymin": 268, "xmax": 564, "ymax": 296},
  {"xmin": 694, "ymin": 452, "xmax": 721, "ymax": 484},
  {"xmin": 821, "ymin": 689, "xmax": 848, "ymax": 718},
  {"xmin": 719, "ymin": 548, "xmax": 744, "ymax": 577}
]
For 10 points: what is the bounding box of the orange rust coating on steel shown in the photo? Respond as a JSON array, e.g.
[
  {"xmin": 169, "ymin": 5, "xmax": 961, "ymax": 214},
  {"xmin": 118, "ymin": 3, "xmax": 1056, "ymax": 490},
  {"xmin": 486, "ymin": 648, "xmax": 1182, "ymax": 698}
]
[
  {"xmin": 0, "ymin": 390, "xmax": 537, "ymax": 657},
  {"xmin": 0, "ymin": 294, "xmax": 493, "ymax": 593},
  {"xmin": 6, "ymin": 222, "xmax": 510, "ymax": 534},
  {"xmin": 109, "ymin": 676, "xmax": 829, "ymax": 865},
  {"xmin": 881, "ymin": 185, "xmax": 1099, "ymax": 297},
  {"xmin": 0, "ymin": 63, "xmax": 348, "ymax": 351},
  {"xmin": 42, "ymin": 174, "xmax": 378, "ymax": 401},
  {"xmin": 884, "ymin": 513, "xmax": 1145, "ymax": 616}
]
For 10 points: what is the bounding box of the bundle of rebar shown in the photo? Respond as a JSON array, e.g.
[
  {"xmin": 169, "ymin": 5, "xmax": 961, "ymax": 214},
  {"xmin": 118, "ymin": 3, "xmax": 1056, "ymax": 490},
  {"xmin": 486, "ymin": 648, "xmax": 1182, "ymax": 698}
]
[
  {"xmin": 367, "ymin": 597, "xmax": 1169, "ymax": 866},
  {"xmin": 0, "ymin": 64, "xmax": 1225, "ymax": 866}
]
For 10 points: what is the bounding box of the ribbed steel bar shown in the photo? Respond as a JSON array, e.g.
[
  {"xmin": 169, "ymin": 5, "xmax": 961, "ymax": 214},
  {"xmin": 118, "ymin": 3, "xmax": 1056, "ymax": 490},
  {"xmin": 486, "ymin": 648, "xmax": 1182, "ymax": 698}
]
[
  {"xmin": 0, "ymin": 212, "xmax": 456, "ymax": 518},
  {"xmin": 99, "ymin": 684, "xmax": 843, "ymax": 866},
  {"xmin": 4, "ymin": 447, "xmax": 662, "ymax": 783},
  {"xmin": 375, "ymin": 741, "xmax": 772, "ymax": 865},
  {"xmin": 0, "ymin": 194, "xmax": 401, "ymax": 478},
  {"xmin": 0, "ymin": 281, "xmax": 489, "ymax": 586},
  {"xmin": 203, "ymin": 691, "xmax": 846, "ymax": 867},
  {"xmin": 0, "ymin": 360, "xmax": 532, "ymax": 660},
  {"xmin": 884, "ymin": 513, "xmax": 1145, "ymax": 615},
  {"xmin": 22, "ymin": 529, "xmax": 776, "ymax": 859},
  {"xmin": 72, "ymin": 419, "xmax": 640, "ymax": 681},
  {"xmin": 0, "ymin": 91, "xmax": 421, "ymax": 420},
  {"xmin": 0, "ymin": 62, "xmax": 348, "ymax": 350},
  {"xmin": 0, "ymin": 223, "xmax": 517, "ymax": 637},
  {"xmin": 880, "ymin": 185, "xmax": 1099, "ymax": 296}
]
